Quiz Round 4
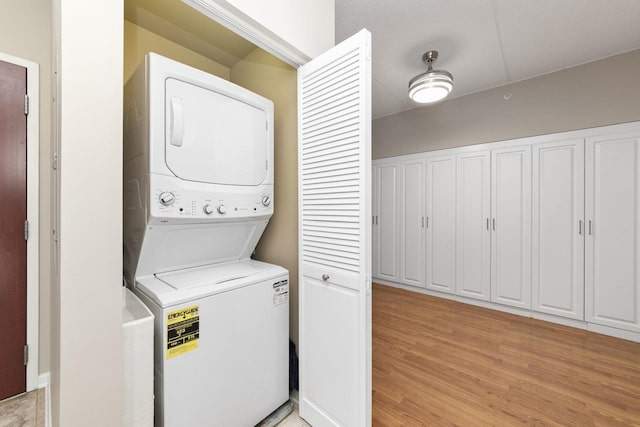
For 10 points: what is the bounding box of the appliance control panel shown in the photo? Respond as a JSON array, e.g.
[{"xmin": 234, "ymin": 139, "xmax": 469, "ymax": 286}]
[{"xmin": 151, "ymin": 187, "xmax": 273, "ymax": 221}]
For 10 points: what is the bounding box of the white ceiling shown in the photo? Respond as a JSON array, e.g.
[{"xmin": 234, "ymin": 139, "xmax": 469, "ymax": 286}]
[{"xmin": 336, "ymin": 0, "xmax": 640, "ymax": 119}]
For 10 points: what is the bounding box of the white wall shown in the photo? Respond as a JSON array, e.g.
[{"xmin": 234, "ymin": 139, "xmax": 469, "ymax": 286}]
[{"xmin": 51, "ymin": 0, "xmax": 123, "ymax": 425}]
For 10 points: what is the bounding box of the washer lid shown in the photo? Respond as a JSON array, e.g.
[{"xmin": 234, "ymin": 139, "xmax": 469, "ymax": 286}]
[
  {"xmin": 156, "ymin": 260, "xmax": 272, "ymax": 290},
  {"xmin": 164, "ymin": 77, "xmax": 268, "ymax": 186}
]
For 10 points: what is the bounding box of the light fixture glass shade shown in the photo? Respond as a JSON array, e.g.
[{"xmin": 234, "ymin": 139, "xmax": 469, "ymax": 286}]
[{"xmin": 408, "ymin": 70, "xmax": 453, "ymax": 103}]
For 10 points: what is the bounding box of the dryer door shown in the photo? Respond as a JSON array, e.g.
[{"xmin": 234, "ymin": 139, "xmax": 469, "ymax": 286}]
[{"xmin": 164, "ymin": 78, "xmax": 268, "ymax": 186}]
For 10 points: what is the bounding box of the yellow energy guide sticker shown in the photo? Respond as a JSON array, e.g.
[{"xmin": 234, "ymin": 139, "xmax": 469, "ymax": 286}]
[{"xmin": 166, "ymin": 305, "xmax": 199, "ymax": 359}]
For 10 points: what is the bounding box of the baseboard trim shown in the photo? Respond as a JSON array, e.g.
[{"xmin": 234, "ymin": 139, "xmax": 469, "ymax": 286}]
[
  {"xmin": 289, "ymin": 390, "xmax": 299, "ymax": 406},
  {"xmin": 37, "ymin": 373, "xmax": 51, "ymax": 427}
]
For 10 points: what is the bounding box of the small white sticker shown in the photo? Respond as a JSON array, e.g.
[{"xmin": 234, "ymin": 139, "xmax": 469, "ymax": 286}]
[{"xmin": 273, "ymin": 279, "xmax": 289, "ymax": 307}]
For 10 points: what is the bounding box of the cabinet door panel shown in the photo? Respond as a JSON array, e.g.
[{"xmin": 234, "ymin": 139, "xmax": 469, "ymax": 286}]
[
  {"xmin": 372, "ymin": 166, "xmax": 380, "ymax": 277},
  {"xmin": 456, "ymin": 151, "xmax": 491, "ymax": 301},
  {"xmin": 532, "ymin": 140, "xmax": 584, "ymax": 320},
  {"xmin": 586, "ymin": 132, "xmax": 640, "ymax": 332},
  {"xmin": 491, "ymin": 147, "xmax": 531, "ymax": 308},
  {"xmin": 400, "ymin": 160, "xmax": 425, "ymax": 287},
  {"xmin": 377, "ymin": 164, "xmax": 398, "ymax": 281},
  {"xmin": 426, "ymin": 155, "xmax": 456, "ymax": 293}
]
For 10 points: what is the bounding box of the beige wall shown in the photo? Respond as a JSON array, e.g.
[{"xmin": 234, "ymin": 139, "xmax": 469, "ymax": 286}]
[
  {"xmin": 230, "ymin": 48, "xmax": 299, "ymax": 347},
  {"xmin": 373, "ymin": 49, "xmax": 640, "ymax": 159},
  {"xmin": 0, "ymin": 0, "xmax": 52, "ymax": 376},
  {"xmin": 124, "ymin": 20, "xmax": 230, "ymax": 82}
]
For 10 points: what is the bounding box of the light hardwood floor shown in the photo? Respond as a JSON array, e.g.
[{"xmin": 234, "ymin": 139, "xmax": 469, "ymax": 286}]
[{"xmin": 372, "ymin": 283, "xmax": 640, "ymax": 426}]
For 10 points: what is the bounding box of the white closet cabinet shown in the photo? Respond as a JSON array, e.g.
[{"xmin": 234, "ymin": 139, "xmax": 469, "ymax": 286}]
[
  {"xmin": 426, "ymin": 155, "xmax": 456, "ymax": 294},
  {"xmin": 491, "ymin": 146, "xmax": 532, "ymax": 309},
  {"xmin": 532, "ymin": 140, "xmax": 585, "ymax": 320},
  {"xmin": 372, "ymin": 165, "xmax": 380, "ymax": 278},
  {"xmin": 373, "ymin": 163, "xmax": 399, "ymax": 281},
  {"xmin": 399, "ymin": 160, "xmax": 425, "ymax": 287},
  {"xmin": 585, "ymin": 131, "xmax": 640, "ymax": 333},
  {"xmin": 456, "ymin": 150, "xmax": 491, "ymax": 301}
]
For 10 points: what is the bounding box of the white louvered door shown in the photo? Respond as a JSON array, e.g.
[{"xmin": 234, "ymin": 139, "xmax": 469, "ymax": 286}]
[{"xmin": 298, "ymin": 30, "xmax": 372, "ymax": 427}]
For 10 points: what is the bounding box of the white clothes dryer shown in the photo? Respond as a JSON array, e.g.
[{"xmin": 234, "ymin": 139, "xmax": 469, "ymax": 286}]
[{"xmin": 123, "ymin": 53, "xmax": 289, "ymax": 427}]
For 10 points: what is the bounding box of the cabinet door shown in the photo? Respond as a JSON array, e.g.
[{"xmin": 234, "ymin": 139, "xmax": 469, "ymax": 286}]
[
  {"xmin": 532, "ymin": 140, "xmax": 584, "ymax": 320},
  {"xmin": 491, "ymin": 146, "xmax": 532, "ymax": 308},
  {"xmin": 399, "ymin": 160, "xmax": 425, "ymax": 287},
  {"xmin": 426, "ymin": 155, "xmax": 456, "ymax": 293},
  {"xmin": 372, "ymin": 165, "xmax": 380, "ymax": 277},
  {"xmin": 586, "ymin": 131, "xmax": 640, "ymax": 333},
  {"xmin": 456, "ymin": 151, "xmax": 491, "ymax": 301},
  {"xmin": 376, "ymin": 164, "xmax": 399, "ymax": 281}
]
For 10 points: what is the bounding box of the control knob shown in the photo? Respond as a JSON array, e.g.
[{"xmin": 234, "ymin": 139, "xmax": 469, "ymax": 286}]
[
  {"xmin": 261, "ymin": 195, "xmax": 271, "ymax": 206},
  {"xmin": 217, "ymin": 205, "xmax": 227, "ymax": 214},
  {"xmin": 203, "ymin": 204, "xmax": 214, "ymax": 215},
  {"xmin": 159, "ymin": 191, "xmax": 176, "ymax": 206}
]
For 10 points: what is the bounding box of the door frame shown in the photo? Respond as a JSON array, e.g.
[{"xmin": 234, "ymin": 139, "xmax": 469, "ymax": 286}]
[
  {"xmin": 182, "ymin": 0, "xmax": 311, "ymax": 67},
  {"xmin": 0, "ymin": 51, "xmax": 39, "ymax": 392}
]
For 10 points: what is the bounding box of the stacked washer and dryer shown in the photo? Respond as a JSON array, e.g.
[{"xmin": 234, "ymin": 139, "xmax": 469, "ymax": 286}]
[{"xmin": 123, "ymin": 53, "xmax": 289, "ymax": 427}]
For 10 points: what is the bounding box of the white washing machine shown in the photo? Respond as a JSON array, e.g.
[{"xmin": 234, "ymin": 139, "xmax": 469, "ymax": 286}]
[
  {"xmin": 123, "ymin": 53, "xmax": 289, "ymax": 427},
  {"xmin": 134, "ymin": 261, "xmax": 289, "ymax": 426}
]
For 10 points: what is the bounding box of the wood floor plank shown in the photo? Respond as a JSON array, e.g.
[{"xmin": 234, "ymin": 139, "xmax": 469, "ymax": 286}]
[{"xmin": 372, "ymin": 283, "xmax": 640, "ymax": 426}]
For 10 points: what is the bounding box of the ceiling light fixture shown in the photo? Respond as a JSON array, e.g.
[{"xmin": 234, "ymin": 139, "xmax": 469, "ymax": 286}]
[{"xmin": 408, "ymin": 50, "xmax": 453, "ymax": 103}]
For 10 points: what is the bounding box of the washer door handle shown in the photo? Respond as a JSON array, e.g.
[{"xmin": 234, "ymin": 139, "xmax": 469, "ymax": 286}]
[{"xmin": 322, "ymin": 274, "xmax": 330, "ymax": 281}]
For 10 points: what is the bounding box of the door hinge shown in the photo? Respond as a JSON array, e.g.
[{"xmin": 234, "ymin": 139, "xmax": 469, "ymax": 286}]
[
  {"xmin": 24, "ymin": 344, "xmax": 29, "ymax": 366},
  {"xmin": 24, "ymin": 94, "xmax": 29, "ymax": 115},
  {"xmin": 53, "ymin": 152, "xmax": 58, "ymax": 171},
  {"xmin": 24, "ymin": 220, "xmax": 29, "ymax": 241}
]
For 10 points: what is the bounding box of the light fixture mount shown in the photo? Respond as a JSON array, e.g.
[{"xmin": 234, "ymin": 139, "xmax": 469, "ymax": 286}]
[
  {"xmin": 408, "ymin": 50, "xmax": 453, "ymax": 104},
  {"xmin": 422, "ymin": 50, "xmax": 438, "ymax": 67}
]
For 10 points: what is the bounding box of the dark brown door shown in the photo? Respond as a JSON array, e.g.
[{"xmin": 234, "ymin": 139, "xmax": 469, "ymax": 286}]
[{"xmin": 0, "ymin": 59, "xmax": 27, "ymax": 401}]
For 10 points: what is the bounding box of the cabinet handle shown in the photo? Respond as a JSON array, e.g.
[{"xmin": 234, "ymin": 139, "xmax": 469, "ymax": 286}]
[
  {"xmin": 376, "ymin": 216, "xmax": 379, "ymax": 225},
  {"xmin": 492, "ymin": 218, "xmax": 496, "ymax": 231},
  {"xmin": 422, "ymin": 217, "xmax": 425, "ymax": 228},
  {"xmin": 322, "ymin": 274, "xmax": 330, "ymax": 281},
  {"xmin": 588, "ymin": 220, "xmax": 592, "ymax": 235},
  {"xmin": 486, "ymin": 218, "xmax": 489, "ymax": 230},
  {"xmin": 372, "ymin": 215, "xmax": 375, "ymax": 225},
  {"xmin": 578, "ymin": 220, "xmax": 583, "ymax": 235},
  {"xmin": 426, "ymin": 217, "xmax": 429, "ymax": 228}
]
